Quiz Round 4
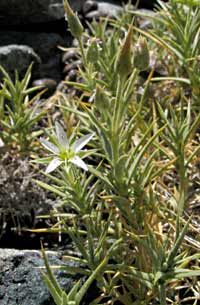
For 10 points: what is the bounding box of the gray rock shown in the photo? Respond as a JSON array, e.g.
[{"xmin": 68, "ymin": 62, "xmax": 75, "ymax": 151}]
[
  {"xmin": 0, "ymin": 0, "xmax": 83, "ymax": 26},
  {"xmin": 0, "ymin": 32, "xmax": 67, "ymax": 81},
  {"xmin": 0, "ymin": 0, "xmax": 61, "ymax": 25},
  {"xmin": 84, "ymin": 1, "xmax": 123, "ymax": 19},
  {"xmin": 0, "ymin": 45, "xmax": 41, "ymax": 79},
  {"xmin": 0, "ymin": 248, "xmax": 77, "ymax": 305},
  {"xmin": 32, "ymin": 78, "xmax": 58, "ymax": 97},
  {"xmin": 83, "ymin": 0, "xmax": 98, "ymax": 14},
  {"xmin": 69, "ymin": 0, "xmax": 83, "ymax": 12},
  {"xmin": 133, "ymin": 9, "xmax": 156, "ymax": 29},
  {"xmin": 0, "ymin": 31, "xmax": 65, "ymax": 61}
]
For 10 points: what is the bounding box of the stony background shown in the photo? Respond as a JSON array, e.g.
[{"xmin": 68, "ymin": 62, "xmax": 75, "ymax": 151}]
[
  {"xmin": 0, "ymin": 0, "xmax": 123, "ymax": 82},
  {"xmin": 0, "ymin": 249, "xmax": 78, "ymax": 305},
  {"xmin": 0, "ymin": 0, "xmax": 157, "ymax": 82}
]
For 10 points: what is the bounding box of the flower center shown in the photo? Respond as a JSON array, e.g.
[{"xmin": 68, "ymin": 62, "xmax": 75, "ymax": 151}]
[{"xmin": 59, "ymin": 149, "xmax": 75, "ymax": 161}]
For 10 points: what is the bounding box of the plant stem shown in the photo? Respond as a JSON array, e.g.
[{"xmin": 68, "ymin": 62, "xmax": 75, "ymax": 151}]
[
  {"xmin": 177, "ymin": 154, "xmax": 188, "ymax": 217},
  {"xmin": 78, "ymin": 37, "xmax": 87, "ymax": 67},
  {"xmin": 159, "ymin": 283, "xmax": 167, "ymax": 305}
]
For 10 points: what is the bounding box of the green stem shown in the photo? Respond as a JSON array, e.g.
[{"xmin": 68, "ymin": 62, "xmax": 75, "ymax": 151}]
[
  {"xmin": 159, "ymin": 283, "xmax": 167, "ymax": 305},
  {"xmin": 78, "ymin": 37, "xmax": 87, "ymax": 68},
  {"xmin": 111, "ymin": 76, "xmax": 124, "ymax": 174},
  {"xmin": 177, "ymin": 154, "xmax": 188, "ymax": 217}
]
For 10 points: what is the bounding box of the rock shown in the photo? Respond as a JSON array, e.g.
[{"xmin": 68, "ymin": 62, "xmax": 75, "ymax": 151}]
[
  {"xmin": 149, "ymin": 50, "xmax": 169, "ymax": 76},
  {"xmin": 0, "ymin": 32, "xmax": 68, "ymax": 81},
  {"xmin": 32, "ymin": 78, "xmax": 58, "ymax": 89},
  {"xmin": 39, "ymin": 55, "xmax": 62, "ymax": 81},
  {"xmin": 63, "ymin": 60, "xmax": 82, "ymax": 74},
  {"xmin": 62, "ymin": 49, "xmax": 79, "ymax": 63},
  {"xmin": 0, "ymin": 31, "xmax": 66, "ymax": 62},
  {"xmin": 0, "ymin": 248, "xmax": 78, "ymax": 305},
  {"xmin": 68, "ymin": 0, "xmax": 82, "ymax": 12},
  {"xmin": 0, "ymin": 0, "xmax": 84, "ymax": 26},
  {"xmin": 136, "ymin": 0, "xmax": 160, "ymax": 9},
  {"xmin": 67, "ymin": 69, "xmax": 78, "ymax": 82},
  {"xmin": 32, "ymin": 78, "xmax": 58, "ymax": 97},
  {"xmin": 133, "ymin": 9, "xmax": 156, "ymax": 29},
  {"xmin": 0, "ymin": 45, "xmax": 41, "ymax": 80},
  {"xmin": 83, "ymin": 0, "xmax": 98, "ymax": 15},
  {"xmin": 0, "ymin": 0, "xmax": 62, "ymax": 26},
  {"xmin": 84, "ymin": 1, "xmax": 123, "ymax": 19}
]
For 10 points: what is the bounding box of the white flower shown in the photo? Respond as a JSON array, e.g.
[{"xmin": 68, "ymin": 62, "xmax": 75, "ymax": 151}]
[{"xmin": 40, "ymin": 122, "xmax": 94, "ymax": 173}]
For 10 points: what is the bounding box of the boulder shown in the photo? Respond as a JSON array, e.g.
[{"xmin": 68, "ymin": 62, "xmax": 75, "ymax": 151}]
[
  {"xmin": 0, "ymin": 248, "xmax": 77, "ymax": 305},
  {"xmin": 0, "ymin": 31, "xmax": 70, "ymax": 81},
  {"xmin": 0, "ymin": 0, "xmax": 83, "ymax": 26},
  {"xmin": 0, "ymin": 45, "xmax": 41, "ymax": 80},
  {"xmin": 0, "ymin": 32, "xmax": 68, "ymax": 81},
  {"xmin": 84, "ymin": 1, "xmax": 123, "ymax": 19}
]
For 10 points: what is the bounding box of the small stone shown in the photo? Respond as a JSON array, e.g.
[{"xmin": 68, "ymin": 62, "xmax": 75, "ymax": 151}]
[
  {"xmin": 63, "ymin": 60, "xmax": 82, "ymax": 74},
  {"xmin": 83, "ymin": 0, "xmax": 98, "ymax": 15},
  {"xmin": 0, "ymin": 45, "xmax": 41, "ymax": 80},
  {"xmin": 67, "ymin": 69, "xmax": 77, "ymax": 82},
  {"xmin": 85, "ymin": 2, "xmax": 122, "ymax": 19},
  {"xmin": 32, "ymin": 78, "xmax": 58, "ymax": 97},
  {"xmin": 32, "ymin": 78, "xmax": 57, "ymax": 89},
  {"xmin": 62, "ymin": 49, "xmax": 79, "ymax": 63},
  {"xmin": 135, "ymin": 9, "xmax": 156, "ymax": 29}
]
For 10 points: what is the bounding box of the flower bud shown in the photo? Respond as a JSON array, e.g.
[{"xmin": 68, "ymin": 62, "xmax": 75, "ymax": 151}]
[
  {"xmin": 86, "ymin": 38, "xmax": 99, "ymax": 64},
  {"xmin": 63, "ymin": 0, "xmax": 83, "ymax": 39},
  {"xmin": 95, "ymin": 85, "xmax": 109, "ymax": 112},
  {"xmin": 115, "ymin": 25, "xmax": 133, "ymax": 79},
  {"xmin": 134, "ymin": 37, "xmax": 150, "ymax": 71}
]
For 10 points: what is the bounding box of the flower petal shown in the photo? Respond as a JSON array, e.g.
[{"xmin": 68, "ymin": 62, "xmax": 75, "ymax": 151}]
[
  {"xmin": 72, "ymin": 133, "xmax": 94, "ymax": 153},
  {"xmin": 0, "ymin": 138, "xmax": 4, "ymax": 147},
  {"xmin": 40, "ymin": 138, "xmax": 59, "ymax": 154},
  {"xmin": 70, "ymin": 156, "xmax": 88, "ymax": 171},
  {"xmin": 55, "ymin": 122, "xmax": 69, "ymax": 148},
  {"xmin": 45, "ymin": 158, "xmax": 62, "ymax": 173}
]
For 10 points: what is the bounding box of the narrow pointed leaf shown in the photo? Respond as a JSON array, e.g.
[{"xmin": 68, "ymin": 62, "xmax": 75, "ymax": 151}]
[
  {"xmin": 41, "ymin": 243, "xmax": 63, "ymax": 297},
  {"xmin": 76, "ymin": 257, "xmax": 108, "ymax": 305},
  {"xmin": 166, "ymin": 218, "xmax": 191, "ymax": 267},
  {"xmin": 41, "ymin": 271, "xmax": 62, "ymax": 305},
  {"xmin": 33, "ymin": 179, "xmax": 66, "ymax": 197},
  {"xmin": 61, "ymin": 291, "xmax": 69, "ymax": 305},
  {"xmin": 67, "ymin": 280, "xmax": 81, "ymax": 301}
]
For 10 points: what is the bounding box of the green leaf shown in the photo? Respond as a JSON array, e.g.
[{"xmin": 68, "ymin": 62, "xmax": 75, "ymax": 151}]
[
  {"xmin": 76, "ymin": 256, "xmax": 108, "ymax": 305},
  {"xmin": 126, "ymin": 267, "xmax": 154, "ymax": 289},
  {"xmin": 88, "ymin": 165, "xmax": 114, "ymax": 189},
  {"xmin": 41, "ymin": 243, "xmax": 63, "ymax": 299},
  {"xmin": 67, "ymin": 280, "xmax": 81, "ymax": 302},
  {"xmin": 41, "ymin": 271, "xmax": 62, "ymax": 305},
  {"xmin": 166, "ymin": 218, "xmax": 191, "ymax": 268},
  {"xmin": 128, "ymin": 124, "xmax": 166, "ymax": 183},
  {"xmin": 33, "ymin": 179, "xmax": 66, "ymax": 197}
]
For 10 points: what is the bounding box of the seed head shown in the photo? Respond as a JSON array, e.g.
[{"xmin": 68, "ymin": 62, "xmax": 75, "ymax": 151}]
[
  {"xmin": 115, "ymin": 25, "xmax": 133, "ymax": 79},
  {"xmin": 95, "ymin": 85, "xmax": 110, "ymax": 112},
  {"xmin": 63, "ymin": 0, "xmax": 83, "ymax": 39},
  {"xmin": 134, "ymin": 37, "xmax": 150, "ymax": 71},
  {"xmin": 86, "ymin": 38, "xmax": 100, "ymax": 64}
]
